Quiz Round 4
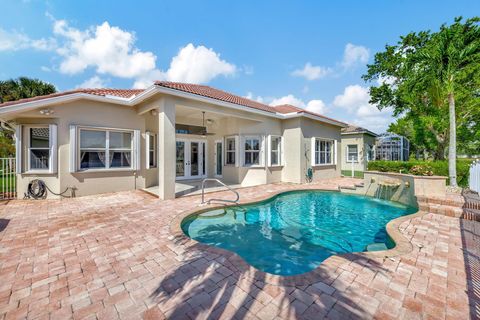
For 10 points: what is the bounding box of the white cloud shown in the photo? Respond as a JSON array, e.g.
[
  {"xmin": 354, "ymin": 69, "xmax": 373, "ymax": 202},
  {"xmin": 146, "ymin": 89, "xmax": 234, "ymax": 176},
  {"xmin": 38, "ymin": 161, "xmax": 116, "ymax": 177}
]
[
  {"xmin": 333, "ymin": 84, "xmax": 392, "ymax": 132},
  {"xmin": 268, "ymin": 94, "xmax": 327, "ymax": 114},
  {"xmin": 244, "ymin": 92, "xmax": 265, "ymax": 103},
  {"xmin": 40, "ymin": 66, "xmax": 52, "ymax": 72},
  {"xmin": 0, "ymin": 28, "xmax": 56, "ymax": 51},
  {"xmin": 133, "ymin": 43, "xmax": 237, "ymax": 88},
  {"xmin": 305, "ymin": 100, "xmax": 326, "ymax": 114},
  {"xmin": 165, "ymin": 43, "xmax": 236, "ymax": 83},
  {"xmin": 77, "ymin": 75, "xmax": 107, "ymax": 88},
  {"xmin": 53, "ymin": 20, "xmax": 156, "ymax": 78},
  {"xmin": 342, "ymin": 43, "xmax": 370, "ymax": 69},
  {"xmin": 291, "ymin": 63, "xmax": 331, "ymax": 81}
]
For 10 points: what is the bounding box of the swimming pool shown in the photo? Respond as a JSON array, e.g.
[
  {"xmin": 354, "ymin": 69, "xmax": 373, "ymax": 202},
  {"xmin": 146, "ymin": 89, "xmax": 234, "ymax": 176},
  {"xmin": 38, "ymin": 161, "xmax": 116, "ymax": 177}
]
[{"xmin": 181, "ymin": 190, "xmax": 417, "ymax": 276}]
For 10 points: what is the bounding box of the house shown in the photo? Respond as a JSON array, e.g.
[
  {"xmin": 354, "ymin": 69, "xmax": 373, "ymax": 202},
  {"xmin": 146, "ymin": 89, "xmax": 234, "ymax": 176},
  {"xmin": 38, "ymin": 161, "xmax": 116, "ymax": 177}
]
[
  {"xmin": 0, "ymin": 81, "xmax": 349, "ymax": 199},
  {"xmin": 340, "ymin": 125, "xmax": 377, "ymax": 177}
]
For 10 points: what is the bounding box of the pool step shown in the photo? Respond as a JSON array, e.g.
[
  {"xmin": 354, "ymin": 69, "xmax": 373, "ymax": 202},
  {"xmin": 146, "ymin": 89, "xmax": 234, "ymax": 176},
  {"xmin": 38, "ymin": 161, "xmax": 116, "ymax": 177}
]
[{"xmin": 366, "ymin": 243, "xmax": 388, "ymax": 251}]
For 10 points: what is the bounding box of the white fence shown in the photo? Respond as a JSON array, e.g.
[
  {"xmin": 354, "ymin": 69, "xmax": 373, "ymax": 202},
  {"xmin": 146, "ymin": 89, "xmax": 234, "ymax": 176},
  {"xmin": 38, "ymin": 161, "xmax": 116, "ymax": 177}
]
[
  {"xmin": 0, "ymin": 158, "xmax": 16, "ymax": 200},
  {"xmin": 470, "ymin": 160, "xmax": 480, "ymax": 193}
]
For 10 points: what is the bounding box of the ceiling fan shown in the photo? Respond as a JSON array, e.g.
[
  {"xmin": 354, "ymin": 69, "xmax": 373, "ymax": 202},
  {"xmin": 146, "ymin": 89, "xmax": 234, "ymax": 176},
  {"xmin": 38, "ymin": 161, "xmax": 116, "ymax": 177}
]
[{"xmin": 200, "ymin": 111, "xmax": 216, "ymax": 136}]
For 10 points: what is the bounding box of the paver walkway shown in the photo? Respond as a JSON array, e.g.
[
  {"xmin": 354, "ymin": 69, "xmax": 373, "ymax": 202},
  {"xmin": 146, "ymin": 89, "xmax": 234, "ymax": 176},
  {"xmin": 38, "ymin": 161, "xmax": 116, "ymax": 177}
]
[{"xmin": 0, "ymin": 179, "xmax": 478, "ymax": 319}]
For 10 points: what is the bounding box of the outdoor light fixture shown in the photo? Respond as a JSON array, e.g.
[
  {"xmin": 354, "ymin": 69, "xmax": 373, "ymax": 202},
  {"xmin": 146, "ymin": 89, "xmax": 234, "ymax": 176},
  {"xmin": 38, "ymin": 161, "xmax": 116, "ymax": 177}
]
[
  {"xmin": 150, "ymin": 109, "xmax": 158, "ymax": 116},
  {"xmin": 39, "ymin": 108, "xmax": 54, "ymax": 116}
]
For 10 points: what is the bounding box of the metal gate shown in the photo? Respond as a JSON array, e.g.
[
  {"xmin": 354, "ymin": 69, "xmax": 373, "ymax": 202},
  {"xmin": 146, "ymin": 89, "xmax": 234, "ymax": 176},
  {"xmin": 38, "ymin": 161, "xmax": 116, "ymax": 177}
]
[
  {"xmin": 0, "ymin": 158, "xmax": 16, "ymax": 200},
  {"xmin": 470, "ymin": 159, "xmax": 480, "ymax": 193}
]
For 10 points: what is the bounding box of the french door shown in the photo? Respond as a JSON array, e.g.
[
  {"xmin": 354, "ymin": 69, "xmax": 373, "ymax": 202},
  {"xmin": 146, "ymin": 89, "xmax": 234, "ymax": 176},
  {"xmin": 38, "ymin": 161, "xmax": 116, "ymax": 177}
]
[{"xmin": 176, "ymin": 139, "xmax": 207, "ymax": 180}]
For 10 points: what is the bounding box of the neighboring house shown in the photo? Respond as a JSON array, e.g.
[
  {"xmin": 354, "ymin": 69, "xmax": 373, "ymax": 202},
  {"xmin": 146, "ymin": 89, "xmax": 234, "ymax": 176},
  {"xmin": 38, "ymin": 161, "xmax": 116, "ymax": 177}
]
[
  {"xmin": 340, "ymin": 125, "xmax": 377, "ymax": 177},
  {"xmin": 0, "ymin": 82, "xmax": 349, "ymax": 199}
]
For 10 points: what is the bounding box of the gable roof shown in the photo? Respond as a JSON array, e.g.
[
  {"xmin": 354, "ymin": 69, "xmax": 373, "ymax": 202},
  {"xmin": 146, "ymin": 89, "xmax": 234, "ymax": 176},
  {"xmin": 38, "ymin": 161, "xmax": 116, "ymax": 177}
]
[
  {"xmin": 272, "ymin": 104, "xmax": 347, "ymax": 126},
  {"xmin": 341, "ymin": 125, "xmax": 378, "ymax": 137}
]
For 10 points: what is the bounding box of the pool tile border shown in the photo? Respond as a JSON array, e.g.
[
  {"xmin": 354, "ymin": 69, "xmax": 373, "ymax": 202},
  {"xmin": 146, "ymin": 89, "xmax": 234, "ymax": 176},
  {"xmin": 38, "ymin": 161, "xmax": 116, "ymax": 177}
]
[{"xmin": 170, "ymin": 188, "xmax": 426, "ymax": 286}]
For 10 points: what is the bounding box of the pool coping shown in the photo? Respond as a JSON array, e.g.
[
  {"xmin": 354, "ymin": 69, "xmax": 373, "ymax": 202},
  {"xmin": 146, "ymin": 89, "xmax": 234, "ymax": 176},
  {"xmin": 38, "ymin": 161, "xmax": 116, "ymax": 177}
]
[{"xmin": 169, "ymin": 187, "xmax": 425, "ymax": 286}]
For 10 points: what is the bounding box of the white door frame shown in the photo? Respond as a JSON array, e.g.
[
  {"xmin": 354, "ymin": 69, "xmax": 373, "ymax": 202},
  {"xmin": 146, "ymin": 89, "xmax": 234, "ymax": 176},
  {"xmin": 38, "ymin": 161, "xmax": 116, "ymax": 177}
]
[
  {"xmin": 175, "ymin": 138, "xmax": 208, "ymax": 180},
  {"xmin": 214, "ymin": 139, "xmax": 223, "ymax": 178}
]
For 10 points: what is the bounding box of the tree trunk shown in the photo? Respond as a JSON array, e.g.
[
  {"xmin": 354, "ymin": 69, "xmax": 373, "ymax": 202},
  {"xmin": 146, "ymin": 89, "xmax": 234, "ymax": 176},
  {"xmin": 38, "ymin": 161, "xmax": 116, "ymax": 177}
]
[{"xmin": 448, "ymin": 92, "xmax": 457, "ymax": 187}]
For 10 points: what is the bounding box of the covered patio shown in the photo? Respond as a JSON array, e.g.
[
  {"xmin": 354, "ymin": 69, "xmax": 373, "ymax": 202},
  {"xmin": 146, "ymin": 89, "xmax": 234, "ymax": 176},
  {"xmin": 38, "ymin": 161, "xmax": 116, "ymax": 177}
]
[{"xmin": 143, "ymin": 179, "xmax": 242, "ymax": 198}]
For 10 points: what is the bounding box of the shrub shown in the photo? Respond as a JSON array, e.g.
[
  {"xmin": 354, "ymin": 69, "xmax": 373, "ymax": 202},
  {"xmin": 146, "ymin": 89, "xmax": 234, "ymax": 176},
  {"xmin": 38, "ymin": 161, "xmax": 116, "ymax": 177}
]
[{"xmin": 367, "ymin": 159, "xmax": 473, "ymax": 187}]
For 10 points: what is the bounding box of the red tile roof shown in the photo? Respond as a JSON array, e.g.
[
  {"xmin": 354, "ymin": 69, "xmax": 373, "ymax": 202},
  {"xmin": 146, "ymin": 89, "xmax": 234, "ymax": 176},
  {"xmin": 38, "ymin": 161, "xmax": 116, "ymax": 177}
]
[
  {"xmin": 0, "ymin": 88, "xmax": 144, "ymax": 108},
  {"xmin": 0, "ymin": 82, "xmax": 346, "ymax": 126},
  {"xmin": 154, "ymin": 81, "xmax": 278, "ymax": 113}
]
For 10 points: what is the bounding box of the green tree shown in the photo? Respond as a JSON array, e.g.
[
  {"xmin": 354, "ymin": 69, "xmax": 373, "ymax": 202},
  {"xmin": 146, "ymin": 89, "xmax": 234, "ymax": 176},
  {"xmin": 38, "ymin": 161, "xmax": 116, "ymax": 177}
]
[
  {"xmin": 0, "ymin": 77, "xmax": 56, "ymax": 103},
  {"xmin": 0, "ymin": 77, "xmax": 57, "ymax": 157},
  {"xmin": 363, "ymin": 17, "xmax": 480, "ymax": 187}
]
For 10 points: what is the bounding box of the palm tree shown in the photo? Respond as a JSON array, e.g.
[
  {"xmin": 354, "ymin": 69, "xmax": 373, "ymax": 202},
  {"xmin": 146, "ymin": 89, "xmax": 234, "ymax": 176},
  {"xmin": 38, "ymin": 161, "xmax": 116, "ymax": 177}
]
[
  {"xmin": 417, "ymin": 17, "xmax": 480, "ymax": 187},
  {"xmin": 0, "ymin": 77, "xmax": 56, "ymax": 103}
]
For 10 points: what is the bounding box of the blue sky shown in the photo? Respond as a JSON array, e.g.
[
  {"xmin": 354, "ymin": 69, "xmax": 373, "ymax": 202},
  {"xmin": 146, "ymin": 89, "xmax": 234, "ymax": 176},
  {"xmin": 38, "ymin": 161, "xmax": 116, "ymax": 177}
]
[{"xmin": 1, "ymin": 0, "xmax": 478, "ymax": 132}]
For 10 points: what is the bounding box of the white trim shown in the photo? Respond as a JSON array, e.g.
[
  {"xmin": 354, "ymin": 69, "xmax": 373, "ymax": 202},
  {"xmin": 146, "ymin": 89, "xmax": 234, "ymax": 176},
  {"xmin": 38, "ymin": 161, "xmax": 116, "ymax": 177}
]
[
  {"xmin": 312, "ymin": 137, "xmax": 335, "ymax": 166},
  {"xmin": 69, "ymin": 125, "xmax": 77, "ymax": 173},
  {"xmin": 15, "ymin": 125, "xmax": 22, "ymax": 174},
  {"xmin": 267, "ymin": 135, "xmax": 283, "ymax": 167},
  {"xmin": 25, "ymin": 125, "xmax": 51, "ymax": 173},
  {"xmin": 224, "ymin": 135, "xmax": 238, "ymax": 167},
  {"xmin": 49, "ymin": 124, "xmax": 58, "ymax": 174},
  {"xmin": 346, "ymin": 144, "xmax": 359, "ymax": 163},
  {"xmin": 175, "ymin": 138, "xmax": 207, "ymax": 180},
  {"xmin": 242, "ymin": 135, "xmax": 262, "ymax": 167},
  {"xmin": 74, "ymin": 125, "xmax": 136, "ymax": 172},
  {"xmin": 214, "ymin": 139, "xmax": 223, "ymax": 178},
  {"xmin": 145, "ymin": 132, "xmax": 157, "ymax": 169},
  {"xmin": 133, "ymin": 130, "xmax": 141, "ymax": 171},
  {"xmin": 0, "ymin": 85, "xmax": 347, "ymax": 128}
]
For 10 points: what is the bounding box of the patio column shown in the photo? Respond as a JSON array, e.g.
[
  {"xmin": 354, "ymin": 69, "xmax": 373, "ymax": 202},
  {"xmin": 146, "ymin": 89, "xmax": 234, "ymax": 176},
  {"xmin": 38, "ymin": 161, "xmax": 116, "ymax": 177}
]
[{"xmin": 158, "ymin": 98, "xmax": 176, "ymax": 199}]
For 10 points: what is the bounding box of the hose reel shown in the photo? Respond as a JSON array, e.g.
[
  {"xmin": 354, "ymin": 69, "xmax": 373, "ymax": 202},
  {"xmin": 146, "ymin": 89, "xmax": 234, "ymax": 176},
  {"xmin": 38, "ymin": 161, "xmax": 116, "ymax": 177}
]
[{"xmin": 24, "ymin": 179, "xmax": 76, "ymax": 199}]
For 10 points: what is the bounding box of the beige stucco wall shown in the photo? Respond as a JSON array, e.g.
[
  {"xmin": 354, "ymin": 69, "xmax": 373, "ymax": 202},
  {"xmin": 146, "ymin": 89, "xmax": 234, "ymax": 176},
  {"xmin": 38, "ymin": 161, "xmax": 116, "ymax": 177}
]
[
  {"xmin": 340, "ymin": 133, "xmax": 376, "ymax": 173},
  {"xmin": 301, "ymin": 118, "xmax": 342, "ymax": 181},
  {"xmin": 15, "ymin": 100, "xmax": 154, "ymax": 198},
  {"xmin": 13, "ymin": 95, "xmax": 344, "ymax": 198}
]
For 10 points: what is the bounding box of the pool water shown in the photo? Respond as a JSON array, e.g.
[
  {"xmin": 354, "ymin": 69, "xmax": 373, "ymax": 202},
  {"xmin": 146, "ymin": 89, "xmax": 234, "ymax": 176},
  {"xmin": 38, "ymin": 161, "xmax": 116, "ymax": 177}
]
[{"xmin": 181, "ymin": 191, "xmax": 417, "ymax": 276}]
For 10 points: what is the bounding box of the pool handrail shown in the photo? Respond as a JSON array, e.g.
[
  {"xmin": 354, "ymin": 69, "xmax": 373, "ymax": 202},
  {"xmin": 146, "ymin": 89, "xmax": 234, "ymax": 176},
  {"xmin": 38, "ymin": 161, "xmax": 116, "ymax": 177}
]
[{"xmin": 201, "ymin": 178, "xmax": 240, "ymax": 205}]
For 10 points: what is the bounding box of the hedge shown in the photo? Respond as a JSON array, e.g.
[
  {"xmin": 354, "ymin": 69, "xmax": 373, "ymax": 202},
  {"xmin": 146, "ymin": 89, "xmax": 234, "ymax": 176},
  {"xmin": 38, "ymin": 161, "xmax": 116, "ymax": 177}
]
[
  {"xmin": 367, "ymin": 159, "xmax": 473, "ymax": 187},
  {"xmin": 341, "ymin": 170, "xmax": 365, "ymax": 178}
]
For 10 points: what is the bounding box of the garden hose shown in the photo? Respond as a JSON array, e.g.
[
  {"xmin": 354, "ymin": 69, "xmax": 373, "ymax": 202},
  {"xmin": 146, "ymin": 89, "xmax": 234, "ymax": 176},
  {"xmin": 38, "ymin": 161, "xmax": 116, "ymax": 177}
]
[{"xmin": 25, "ymin": 179, "xmax": 76, "ymax": 199}]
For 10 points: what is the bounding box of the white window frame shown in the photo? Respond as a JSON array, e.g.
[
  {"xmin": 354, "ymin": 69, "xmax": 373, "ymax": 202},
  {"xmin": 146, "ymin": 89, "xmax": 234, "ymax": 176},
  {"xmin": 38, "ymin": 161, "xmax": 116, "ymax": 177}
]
[
  {"xmin": 146, "ymin": 132, "xmax": 157, "ymax": 169},
  {"xmin": 268, "ymin": 135, "xmax": 284, "ymax": 167},
  {"xmin": 311, "ymin": 138, "xmax": 335, "ymax": 166},
  {"xmin": 74, "ymin": 126, "xmax": 137, "ymax": 172},
  {"xmin": 224, "ymin": 135, "xmax": 238, "ymax": 166},
  {"xmin": 243, "ymin": 135, "xmax": 262, "ymax": 167},
  {"xmin": 25, "ymin": 124, "xmax": 57, "ymax": 174},
  {"xmin": 347, "ymin": 144, "xmax": 359, "ymax": 163},
  {"xmin": 214, "ymin": 139, "xmax": 223, "ymax": 178}
]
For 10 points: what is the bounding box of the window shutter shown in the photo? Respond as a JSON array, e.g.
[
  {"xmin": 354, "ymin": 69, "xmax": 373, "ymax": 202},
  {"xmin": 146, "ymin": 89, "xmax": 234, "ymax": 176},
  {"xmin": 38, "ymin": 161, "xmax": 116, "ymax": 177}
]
[
  {"xmin": 49, "ymin": 124, "xmax": 58, "ymax": 174},
  {"xmin": 334, "ymin": 140, "xmax": 338, "ymax": 165},
  {"xmin": 69, "ymin": 125, "xmax": 77, "ymax": 173},
  {"xmin": 280, "ymin": 136, "xmax": 285, "ymax": 166},
  {"xmin": 15, "ymin": 125, "xmax": 22, "ymax": 174},
  {"xmin": 235, "ymin": 135, "xmax": 240, "ymax": 167},
  {"xmin": 134, "ymin": 130, "xmax": 141, "ymax": 170},
  {"xmin": 145, "ymin": 132, "xmax": 151, "ymax": 169},
  {"xmin": 311, "ymin": 137, "xmax": 316, "ymax": 166},
  {"xmin": 267, "ymin": 135, "xmax": 272, "ymax": 167}
]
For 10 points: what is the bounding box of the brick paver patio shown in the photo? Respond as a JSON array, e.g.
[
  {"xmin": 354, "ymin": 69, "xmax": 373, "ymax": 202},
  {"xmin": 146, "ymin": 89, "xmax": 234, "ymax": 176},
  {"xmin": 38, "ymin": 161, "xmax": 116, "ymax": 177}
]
[{"xmin": 0, "ymin": 178, "xmax": 478, "ymax": 319}]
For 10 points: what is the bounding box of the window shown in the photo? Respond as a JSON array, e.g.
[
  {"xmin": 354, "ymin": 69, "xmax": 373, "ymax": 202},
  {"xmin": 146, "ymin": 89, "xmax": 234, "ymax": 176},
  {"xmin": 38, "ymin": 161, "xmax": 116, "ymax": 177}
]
[
  {"xmin": 146, "ymin": 133, "xmax": 157, "ymax": 168},
  {"xmin": 28, "ymin": 127, "xmax": 50, "ymax": 171},
  {"xmin": 79, "ymin": 128, "xmax": 133, "ymax": 170},
  {"xmin": 225, "ymin": 137, "xmax": 236, "ymax": 165},
  {"xmin": 269, "ymin": 135, "xmax": 282, "ymax": 166},
  {"xmin": 244, "ymin": 136, "xmax": 260, "ymax": 166},
  {"xmin": 313, "ymin": 138, "xmax": 334, "ymax": 165},
  {"xmin": 347, "ymin": 145, "xmax": 358, "ymax": 162}
]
